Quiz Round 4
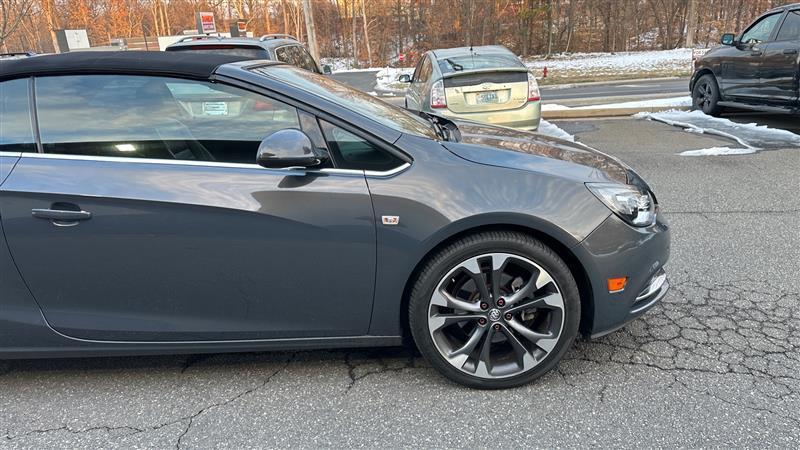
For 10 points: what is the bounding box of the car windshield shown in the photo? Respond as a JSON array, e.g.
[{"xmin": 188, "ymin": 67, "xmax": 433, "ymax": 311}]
[
  {"xmin": 251, "ymin": 65, "xmax": 438, "ymax": 139},
  {"xmin": 168, "ymin": 45, "xmax": 269, "ymax": 59},
  {"xmin": 437, "ymin": 54, "xmax": 524, "ymax": 75}
]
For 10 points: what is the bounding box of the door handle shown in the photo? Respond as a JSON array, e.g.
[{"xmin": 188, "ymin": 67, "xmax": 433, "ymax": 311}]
[
  {"xmin": 783, "ymin": 48, "xmax": 799, "ymax": 55},
  {"xmin": 32, "ymin": 208, "xmax": 92, "ymax": 223},
  {"xmin": 751, "ymin": 50, "xmax": 763, "ymax": 56}
]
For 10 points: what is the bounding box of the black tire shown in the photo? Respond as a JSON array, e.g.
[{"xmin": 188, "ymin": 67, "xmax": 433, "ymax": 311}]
[
  {"xmin": 692, "ymin": 74, "xmax": 723, "ymax": 116},
  {"xmin": 408, "ymin": 231, "xmax": 580, "ymax": 389}
]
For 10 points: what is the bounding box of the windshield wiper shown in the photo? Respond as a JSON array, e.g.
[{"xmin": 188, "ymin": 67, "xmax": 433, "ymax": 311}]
[
  {"xmin": 444, "ymin": 58, "xmax": 464, "ymax": 71},
  {"xmin": 419, "ymin": 112, "xmax": 448, "ymax": 141}
]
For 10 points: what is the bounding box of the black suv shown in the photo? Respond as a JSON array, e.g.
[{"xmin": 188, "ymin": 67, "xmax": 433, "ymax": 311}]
[
  {"xmin": 166, "ymin": 34, "xmax": 330, "ymax": 75},
  {"xmin": 691, "ymin": 3, "xmax": 800, "ymax": 115}
]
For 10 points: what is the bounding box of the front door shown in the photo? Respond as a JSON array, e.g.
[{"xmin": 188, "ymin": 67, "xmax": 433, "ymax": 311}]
[
  {"xmin": 760, "ymin": 9, "xmax": 800, "ymax": 105},
  {"xmin": 0, "ymin": 74, "xmax": 376, "ymax": 342},
  {"xmin": 721, "ymin": 12, "xmax": 784, "ymax": 100}
]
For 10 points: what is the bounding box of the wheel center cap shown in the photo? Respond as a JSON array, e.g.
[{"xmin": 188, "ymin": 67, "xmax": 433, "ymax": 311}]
[{"xmin": 488, "ymin": 309, "xmax": 502, "ymax": 322}]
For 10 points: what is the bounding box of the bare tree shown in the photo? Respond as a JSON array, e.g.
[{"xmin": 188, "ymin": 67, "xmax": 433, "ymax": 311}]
[{"xmin": 0, "ymin": 0, "xmax": 34, "ymax": 50}]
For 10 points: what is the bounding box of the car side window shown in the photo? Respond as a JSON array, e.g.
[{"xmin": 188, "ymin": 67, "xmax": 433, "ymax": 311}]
[
  {"xmin": 319, "ymin": 120, "xmax": 404, "ymax": 172},
  {"xmin": 411, "ymin": 58, "xmax": 424, "ymax": 82},
  {"xmin": 741, "ymin": 13, "xmax": 783, "ymax": 44},
  {"xmin": 294, "ymin": 46, "xmax": 319, "ymax": 73},
  {"xmin": 275, "ymin": 46, "xmax": 298, "ymax": 66},
  {"xmin": 418, "ymin": 57, "xmax": 432, "ymax": 83},
  {"xmin": 776, "ymin": 10, "xmax": 800, "ymax": 41},
  {"xmin": 0, "ymin": 78, "xmax": 37, "ymax": 153},
  {"xmin": 35, "ymin": 75, "xmax": 300, "ymax": 164}
]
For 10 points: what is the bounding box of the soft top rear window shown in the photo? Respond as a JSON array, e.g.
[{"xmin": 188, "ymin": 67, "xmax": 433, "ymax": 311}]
[
  {"xmin": 437, "ymin": 54, "xmax": 525, "ymax": 75},
  {"xmin": 168, "ymin": 45, "xmax": 269, "ymax": 60}
]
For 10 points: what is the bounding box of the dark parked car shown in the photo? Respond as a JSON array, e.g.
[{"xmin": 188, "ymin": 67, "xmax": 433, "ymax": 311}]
[
  {"xmin": 0, "ymin": 52, "xmax": 669, "ymax": 389},
  {"xmin": 166, "ymin": 34, "xmax": 330, "ymax": 74},
  {"xmin": 691, "ymin": 3, "xmax": 800, "ymax": 115}
]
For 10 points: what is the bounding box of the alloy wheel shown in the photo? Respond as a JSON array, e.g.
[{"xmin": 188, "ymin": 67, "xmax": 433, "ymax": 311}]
[
  {"xmin": 427, "ymin": 252, "xmax": 565, "ymax": 379},
  {"xmin": 696, "ymin": 81, "xmax": 713, "ymax": 110}
]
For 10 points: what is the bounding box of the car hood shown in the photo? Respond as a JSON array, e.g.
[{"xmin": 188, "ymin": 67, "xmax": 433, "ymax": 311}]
[{"xmin": 444, "ymin": 121, "xmax": 631, "ymax": 185}]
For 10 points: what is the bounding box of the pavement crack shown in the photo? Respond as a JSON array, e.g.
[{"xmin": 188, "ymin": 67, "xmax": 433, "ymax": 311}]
[
  {"xmin": 343, "ymin": 350, "xmax": 416, "ymax": 393},
  {"xmin": 173, "ymin": 353, "xmax": 296, "ymax": 448}
]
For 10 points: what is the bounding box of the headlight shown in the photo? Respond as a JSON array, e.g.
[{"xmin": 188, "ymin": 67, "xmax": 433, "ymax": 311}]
[{"xmin": 586, "ymin": 182, "xmax": 656, "ymax": 227}]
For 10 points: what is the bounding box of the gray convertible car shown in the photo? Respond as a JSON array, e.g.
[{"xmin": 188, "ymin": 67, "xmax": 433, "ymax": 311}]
[{"xmin": 0, "ymin": 52, "xmax": 669, "ymax": 388}]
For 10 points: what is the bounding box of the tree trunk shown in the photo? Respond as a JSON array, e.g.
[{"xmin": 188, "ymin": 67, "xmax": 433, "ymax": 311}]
[
  {"xmin": 360, "ymin": 0, "xmax": 372, "ymax": 66},
  {"xmin": 686, "ymin": 0, "xmax": 697, "ymax": 47},
  {"xmin": 301, "ymin": 0, "xmax": 319, "ymax": 61}
]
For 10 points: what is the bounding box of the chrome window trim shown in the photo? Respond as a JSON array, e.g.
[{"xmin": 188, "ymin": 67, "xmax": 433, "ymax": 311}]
[
  {"xmin": 19, "ymin": 153, "xmax": 411, "ymax": 177},
  {"xmin": 0, "ymin": 151, "xmax": 23, "ymax": 157}
]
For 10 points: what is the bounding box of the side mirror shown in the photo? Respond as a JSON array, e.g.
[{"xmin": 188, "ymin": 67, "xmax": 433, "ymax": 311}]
[
  {"xmin": 256, "ymin": 129, "xmax": 327, "ymax": 169},
  {"xmin": 322, "ymin": 64, "xmax": 332, "ymax": 75},
  {"xmin": 398, "ymin": 74, "xmax": 412, "ymax": 83},
  {"xmin": 721, "ymin": 33, "xmax": 736, "ymax": 46}
]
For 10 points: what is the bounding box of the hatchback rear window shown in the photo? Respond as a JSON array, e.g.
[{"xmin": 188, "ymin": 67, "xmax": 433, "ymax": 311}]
[
  {"xmin": 167, "ymin": 45, "xmax": 269, "ymax": 60},
  {"xmin": 437, "ymin": 54, "xmax": 524, "ymax": 75}
]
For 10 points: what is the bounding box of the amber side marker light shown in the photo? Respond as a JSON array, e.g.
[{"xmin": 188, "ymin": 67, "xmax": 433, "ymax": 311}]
[{"xmin": 608, "ymin": 277, "xmax": 628, "ymax": 293}]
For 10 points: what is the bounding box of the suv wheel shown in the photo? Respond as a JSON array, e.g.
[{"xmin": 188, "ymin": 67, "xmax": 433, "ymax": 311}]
[
  {"xmin": 408, "ymin": 231, "xmax": 580, "ymax": 389},
  {"xmin": 692, "ymin": 74, "xmax": 722, "ymax": 116}
]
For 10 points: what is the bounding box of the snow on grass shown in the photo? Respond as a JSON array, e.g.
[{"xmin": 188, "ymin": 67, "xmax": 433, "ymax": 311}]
[
  {"xmin": 537, "ymin": 120, "xmax": 575, "ymax": 142},
  {"xmin": 637, "ymin": 109, "xmax": 800, "ymax": 156},
  {"xmin": 524, "ymin": 48, "xmax": 693, "ymax": 79},
  {"xmin": 374, "ymin": 67, "xmax": 414, "ymax": 95},
  {"xmin": 679, "ymin": 147, "xmax": 758, "ymax": 156}
]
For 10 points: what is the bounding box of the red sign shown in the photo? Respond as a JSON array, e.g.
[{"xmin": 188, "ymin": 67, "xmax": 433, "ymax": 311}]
[
  {"xmin": 237, "ymin": 21, "xmax": 246, "ymax": 33},
  {"xmin": 196, "ymin": 12, "xmax": 216, "ymax": 34},
  {"xmin": 398, "ymin": 53, "xmax": 405, "ymax": 62}
]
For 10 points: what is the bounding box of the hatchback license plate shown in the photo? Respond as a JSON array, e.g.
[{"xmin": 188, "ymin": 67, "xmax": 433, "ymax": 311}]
[{"xmin": 476, "ymin": 92, "xmax": 499, "ymax": 104}]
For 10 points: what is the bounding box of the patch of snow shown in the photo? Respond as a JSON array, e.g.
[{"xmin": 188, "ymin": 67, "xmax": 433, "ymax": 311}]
[
  {"xmin": 537, "ymin": 120, "xmax": 575, "ymax": 142},
  {"xmin": 640, "ymin": 110, "xmax": 800, "ymax": 147},
  {"xmin": 679, "ymin": 147, "xmax": 758, "ymax": 156},
  {"xmin": 541, "ymin": 104, "xmax": 571, "ymax": 111},
  {"xmin": 525, "ymin": 48, "xmax": 693, "ymax": 78},
  {"xmin": 374, "ymin": 67, "xmax": 413, "ymax": 95},
  {"xmin": 637, "ymin": 109, "xmax": 800, "ymax": 155}
]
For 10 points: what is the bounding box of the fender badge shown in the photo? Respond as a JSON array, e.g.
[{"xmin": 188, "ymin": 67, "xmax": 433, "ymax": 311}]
[{"xmin": 382, "ymin": 215, "xmax": 400, "ymax": 225}]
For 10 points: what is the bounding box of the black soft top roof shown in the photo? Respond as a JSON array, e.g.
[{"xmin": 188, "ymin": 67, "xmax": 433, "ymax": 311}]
[{"xmin": 0, "ymin": 51, "xmax": 271, "ymax": 81}]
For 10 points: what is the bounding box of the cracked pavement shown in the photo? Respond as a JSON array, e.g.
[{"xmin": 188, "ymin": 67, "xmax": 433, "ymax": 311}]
[{"xmin": 1, "ymin": 118, "xmax": 798, "ymax": 448}]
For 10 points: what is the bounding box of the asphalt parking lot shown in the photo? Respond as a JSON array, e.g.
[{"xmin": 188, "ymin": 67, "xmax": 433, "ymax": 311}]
[{"xmin": 1, "ymin": 117, "xmax": 798, "ymax": 448}]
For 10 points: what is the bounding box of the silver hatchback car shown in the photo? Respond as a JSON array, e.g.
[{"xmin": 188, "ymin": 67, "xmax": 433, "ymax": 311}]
[{"xmin": 401, "ymin": 46, "xmax": 541, "ymax": 131}]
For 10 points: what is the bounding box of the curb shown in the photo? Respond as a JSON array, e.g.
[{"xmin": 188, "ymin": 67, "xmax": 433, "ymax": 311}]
[
  {"xmin": 542, "ymin": 106, "xmax": 690, "ymax": 119},
  {"xmin": 548, "ymin": 93, "xmax": 689, "ymax": 107},
  {"xmin": 538, "ymin": 76, "xmax": 688, "ymax": 89}
]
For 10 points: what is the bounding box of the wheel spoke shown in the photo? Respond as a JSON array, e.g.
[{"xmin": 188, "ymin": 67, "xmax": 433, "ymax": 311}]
[
  {"xmin": 500, "ymin": 325, "xmax": 536, "ymax": 369},
  {"xmin": 429, "ymin": 313, "xmax": 483, "ymax": 332},
  {"xmin": 446, "ymin": 325, "xmax": 487, "ymax": 368},
  {"xmin": 475, "ymin": 326, "xmax": 495, "ymax": 378},
  {"xmin": 503, "ymin": 277, "xmax": 536, "ymax": 307},
  {"xmin": 489, "ymin": 254, "xmax": 511, "ymax": 300},
  {"xmin": 507, "ymin": 317, "xmax": 557, "ymax": 352},
  {"xmin": 459, "ymin": 256, "xmax": 491, "ymax": 301},
  {"xmin": 506, "ymin": 292, "xmax": 563, "ymax": 314},
  {"xmin": 430, "ymin": 289, "xmax": 483, "ymax": 313}
]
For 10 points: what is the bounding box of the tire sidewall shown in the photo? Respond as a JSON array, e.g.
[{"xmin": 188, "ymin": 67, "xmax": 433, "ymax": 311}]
[{"xmin": 409, "ymin": 233, "xmax": 581, "ymax": 389}]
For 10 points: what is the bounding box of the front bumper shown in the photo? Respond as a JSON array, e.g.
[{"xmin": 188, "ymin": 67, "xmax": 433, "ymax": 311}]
[
  {"xmin": 574, "ymin": 211, "xmax": 671, "ymax": 339},
  {"xmin": 434, "ymin": 100, "xmax": 542, "ymax": 131}
]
